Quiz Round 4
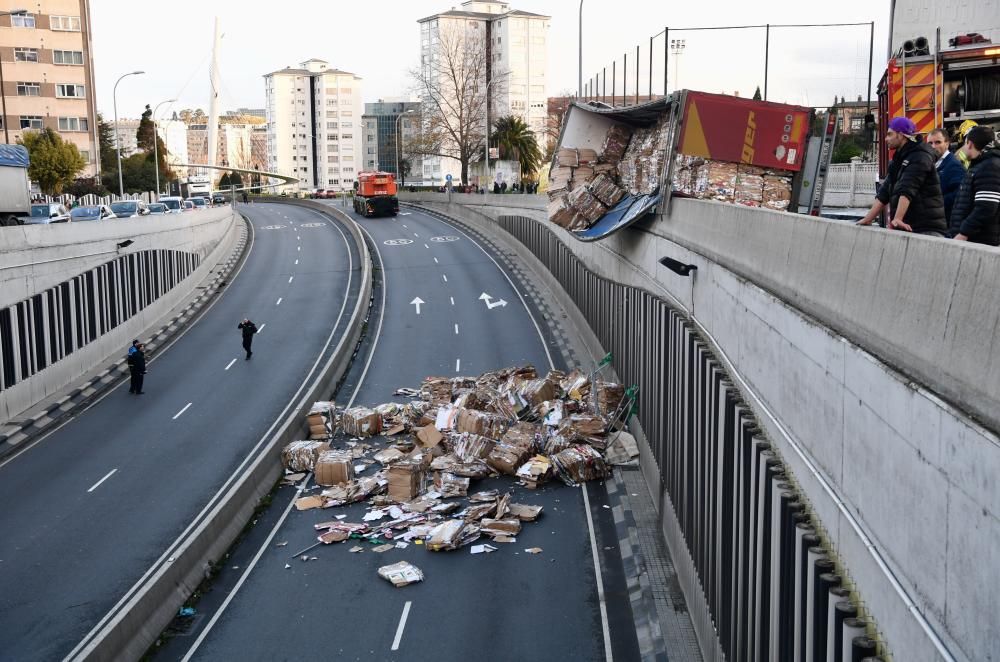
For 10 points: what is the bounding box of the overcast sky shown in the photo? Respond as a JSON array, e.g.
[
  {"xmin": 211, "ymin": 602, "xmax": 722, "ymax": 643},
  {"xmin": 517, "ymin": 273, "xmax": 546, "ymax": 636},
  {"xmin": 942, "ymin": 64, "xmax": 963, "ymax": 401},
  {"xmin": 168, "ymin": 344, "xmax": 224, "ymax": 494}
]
[{"xmin": 93, "ymin": 0, "xmax": 889, "ymax": 121}]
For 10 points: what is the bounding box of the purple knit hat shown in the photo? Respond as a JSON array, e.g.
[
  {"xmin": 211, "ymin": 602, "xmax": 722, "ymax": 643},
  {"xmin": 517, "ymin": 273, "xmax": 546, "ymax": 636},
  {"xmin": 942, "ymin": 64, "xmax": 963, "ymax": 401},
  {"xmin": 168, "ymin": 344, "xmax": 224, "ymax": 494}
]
[{"xmin": 888, "ymin": 116, "xmax": 918, "ymax": 138}]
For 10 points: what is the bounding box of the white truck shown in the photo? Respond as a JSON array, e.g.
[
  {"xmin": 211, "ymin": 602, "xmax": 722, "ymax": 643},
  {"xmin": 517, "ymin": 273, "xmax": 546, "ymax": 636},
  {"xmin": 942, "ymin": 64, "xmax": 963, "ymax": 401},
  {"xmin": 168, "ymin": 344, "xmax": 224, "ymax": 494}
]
[{"xmin": 0, "ymin": 145, "xmax": 31, "ymax": 226}]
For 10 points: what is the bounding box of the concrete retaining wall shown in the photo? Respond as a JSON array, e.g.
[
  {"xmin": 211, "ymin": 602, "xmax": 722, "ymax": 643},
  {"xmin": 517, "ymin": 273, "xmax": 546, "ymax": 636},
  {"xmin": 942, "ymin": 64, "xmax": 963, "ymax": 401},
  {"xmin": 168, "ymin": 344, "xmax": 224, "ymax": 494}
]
[
  {"xmin": 400, "ymin": 192, "xmax": 998, "ymax": 662},
  {"xmin": 0, "ymin": 209, "xmax": 238, "ymax": 422}
]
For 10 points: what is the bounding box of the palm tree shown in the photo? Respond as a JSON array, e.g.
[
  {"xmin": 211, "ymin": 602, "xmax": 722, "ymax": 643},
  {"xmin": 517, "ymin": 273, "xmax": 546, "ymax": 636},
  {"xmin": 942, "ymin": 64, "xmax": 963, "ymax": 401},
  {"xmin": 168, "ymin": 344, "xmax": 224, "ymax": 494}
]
[{"xmin": 491, "ymin": 115, "xmax": 542, "ymax": 179}]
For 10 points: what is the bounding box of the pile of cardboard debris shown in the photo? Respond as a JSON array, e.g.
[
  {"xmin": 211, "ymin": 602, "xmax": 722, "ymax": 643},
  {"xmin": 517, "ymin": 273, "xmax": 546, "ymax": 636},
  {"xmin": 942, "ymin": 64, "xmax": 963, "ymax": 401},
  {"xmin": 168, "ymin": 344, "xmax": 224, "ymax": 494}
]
[
  {"xmin": 671, "ymin": 155, "xmax": 794, "ymax": 211},
  {"xmin": 280, "ymin": 365, "xmax": 639, "ymax": 585}
]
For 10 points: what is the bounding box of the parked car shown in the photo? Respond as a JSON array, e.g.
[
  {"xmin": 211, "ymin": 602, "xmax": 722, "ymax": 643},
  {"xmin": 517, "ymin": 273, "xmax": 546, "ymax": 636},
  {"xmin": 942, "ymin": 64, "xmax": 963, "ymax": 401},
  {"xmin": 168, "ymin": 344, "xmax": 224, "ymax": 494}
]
[
  {"xmin": 109, "ymin": 200, "xmax": 149, "ymax": 218},
  {"xmin": 70, "ymin": 205, "xmax": 116, "ymax": 221},
  {"xmin": 159, "ymin": 196, "xmax": 184, "ymax": 214},
  {"xmin": 23, "ymin": 202, "xmax": 70, "ymax": 224},
  {"xmin": 211, "ymin": 193, "xmax": 228, "ymax": 205},
  {"xmin": 147, "ymin": 203, "xmax": 168, "ymax": 215},
  {"xmin": 182, "ymin": 200, "xmax": 195, "ymax": 211},
  {"xmin": 188, "ymin": 197, "xmax": 207, "ymax": 210}
]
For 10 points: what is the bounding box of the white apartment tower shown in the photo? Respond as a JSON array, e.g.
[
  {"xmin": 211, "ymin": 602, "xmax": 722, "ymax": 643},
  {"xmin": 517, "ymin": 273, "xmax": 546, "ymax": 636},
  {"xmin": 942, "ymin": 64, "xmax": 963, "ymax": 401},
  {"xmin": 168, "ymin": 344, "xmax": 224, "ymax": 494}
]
[
  {"xmin": 418, "ymin": 1, "xmax": 549, "ymax": 186},
  {"xmin": 264, "ymin": 59, "xmax": 364, "ymax": 192}
]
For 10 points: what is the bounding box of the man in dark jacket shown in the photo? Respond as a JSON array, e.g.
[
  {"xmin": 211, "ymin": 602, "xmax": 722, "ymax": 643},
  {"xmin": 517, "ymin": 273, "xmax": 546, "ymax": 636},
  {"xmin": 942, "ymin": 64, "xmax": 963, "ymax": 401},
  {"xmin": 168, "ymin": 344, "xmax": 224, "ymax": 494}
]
[
  {"xmin": 238, "ymin": 318, "xmax": 258, "ymax": 359},
  {"xmin": 857, "ymin": 116, "xmax": 948, "ymax": 236},
  {"xmin": 928, "ymin": 127, "xmax": 967, "ymax": 223},
  {"xmin": 950, "ymin": 126, "xmax": 1000, "ymax": 246},
  {"xmin": 128, "ymin": 343, "xmax": 146, "ymax": 394}
]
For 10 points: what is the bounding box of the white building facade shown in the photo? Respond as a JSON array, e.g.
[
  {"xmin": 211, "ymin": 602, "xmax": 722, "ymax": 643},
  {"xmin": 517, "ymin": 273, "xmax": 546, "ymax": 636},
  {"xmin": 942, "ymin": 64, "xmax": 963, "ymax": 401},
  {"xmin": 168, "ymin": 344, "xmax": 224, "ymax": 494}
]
[
  {"xmin": 156, "ymin": 118, "xmax": 189, "ymax": 177},
  {"xmin": 418, "ymin": 1, "xmax": 548, "ymax": 186},
  {"xmin": 264, "ymin": 58, "xmax": 364, "ymax": 192}
]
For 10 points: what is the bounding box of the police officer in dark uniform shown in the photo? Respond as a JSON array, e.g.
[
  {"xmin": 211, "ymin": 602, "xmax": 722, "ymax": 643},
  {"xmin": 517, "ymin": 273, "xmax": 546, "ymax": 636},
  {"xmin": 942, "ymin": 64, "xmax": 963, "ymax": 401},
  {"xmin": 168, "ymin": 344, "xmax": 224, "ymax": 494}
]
[
  {"xmin": 128, "ymin": 343, "xmax": 147, "ymax": 394},
  {"xmin": 238, "ymin": 318, "xmax": 258, "ymax": 359}
]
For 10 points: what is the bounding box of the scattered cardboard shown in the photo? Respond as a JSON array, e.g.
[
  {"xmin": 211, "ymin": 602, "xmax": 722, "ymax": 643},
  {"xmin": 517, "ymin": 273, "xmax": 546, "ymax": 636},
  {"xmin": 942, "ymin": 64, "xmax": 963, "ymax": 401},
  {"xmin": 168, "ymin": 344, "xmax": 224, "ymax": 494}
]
[{"xmin": 378, "ymin": 561, "xmax": 424, "ymax": 587}]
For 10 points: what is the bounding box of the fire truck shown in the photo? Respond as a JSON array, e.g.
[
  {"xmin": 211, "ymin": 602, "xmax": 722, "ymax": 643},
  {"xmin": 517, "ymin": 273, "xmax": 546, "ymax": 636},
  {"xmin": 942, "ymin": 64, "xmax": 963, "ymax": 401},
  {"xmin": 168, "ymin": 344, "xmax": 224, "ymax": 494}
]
[
  {"xmin": 877, "ymin": 3, "xmax": 1000, "ymax": 177},
  {"xmin": 352, "ymin": 171, "xmax": 399, "ymax": 217}
]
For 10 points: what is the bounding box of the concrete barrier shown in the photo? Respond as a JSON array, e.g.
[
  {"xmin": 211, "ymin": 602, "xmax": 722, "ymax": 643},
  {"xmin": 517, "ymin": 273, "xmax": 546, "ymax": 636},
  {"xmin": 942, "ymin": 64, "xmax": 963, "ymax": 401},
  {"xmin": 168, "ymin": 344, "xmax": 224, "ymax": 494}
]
[
  {"xmin": 0, "ymin": 209, "xmax": 239, "ymax": 423},
  {"xmin": 71, "ymin": 201, "xmax": 372, "ymax": 662},
  {"xmin": 401, "ymin": 193, "xmax": 994, "ymax": 662}
]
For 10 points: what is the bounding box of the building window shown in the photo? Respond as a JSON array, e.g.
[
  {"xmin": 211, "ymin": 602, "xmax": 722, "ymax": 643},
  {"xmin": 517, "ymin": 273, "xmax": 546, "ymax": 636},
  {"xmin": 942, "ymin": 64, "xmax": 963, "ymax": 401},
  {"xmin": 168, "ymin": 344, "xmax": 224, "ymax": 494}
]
[
  {"xmin": 329, "ymin": 145, "xmax": 338, "ymax": 152},
  {"xmin": 20, "ymin": 116, "xmax": 43, "ymax": 129},
  {"xmin": 326, "ymin": 111, "xmax": 337, "ymax": 118},
  {"xmin": 50, "ymin": 15, "xmax": 81, "ymax": 31},
  {"xmin": 53, "ymin": 50, "xmax": 84, "ymax": 65},
  {"xmin": 80, "ymin": 150, "xmax": 90, "ymax": 162},
  {"xmin": 343, "ymin": 167, "xmax": 354, "ymax": 173},
  {"xmin": 56, "ymin": 84, "xmax": 86, "ymax": 98},
  {"xmin": 58, "ymin": 117, "xmax": 88, "ymax": 131},
  {"xmin": 328, "ymin": 179, "xmax": 339, "ymax": 185},
  {"xmin": 342, "ymin": 133, "xmax": 353, "ymax": 140},
  {"xmin": 342, "ymin": 121, "xmax": 353, "ymax": 128},
  {"xmin": 340, "ymin": 110, "xmax": 352, "ymax": 117},
  {"xmin": 16, "ymin": 82, "xmax": 40, "ymax": 96},
  {"xmin": 367, "ymin": 147, "xmax": 376, "ymax": 155},
  {"xmin": 342, "ymin": 155, "xmax": 354, "ymax": 162},
  {"xmin": 12, "ymin": 13, "xmax": 35, "ymax": 28},
  {"xmin": 327, "ymin": 156, "xmax": 338, "ymax": 163},
  {"xmin": 14, "ymin": 48, "xmax": 38, "ymax": 62}
]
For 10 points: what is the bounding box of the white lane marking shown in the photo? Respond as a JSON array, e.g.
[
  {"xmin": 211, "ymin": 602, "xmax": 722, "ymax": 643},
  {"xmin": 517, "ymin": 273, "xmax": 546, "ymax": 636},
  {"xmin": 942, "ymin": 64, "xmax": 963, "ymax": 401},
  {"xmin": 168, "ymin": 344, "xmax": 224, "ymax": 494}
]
[
  {"xmin": 297, "ymin": 236, "xmax": 301, "ymax": 241},
  {"xmin": 87, "ymin": 468, "xmax": 118, "ymax": 493},
  {"xmin": 288, "ymin": 276, "xmax": 294, "ymax": 283},
  {"xmin": 295, "ymin": 259, "xmax": 299, "ymax": 265},
  {"xmin": 402, "ymin": 224, "xmax": 407, "ymax": 228},
  {"xmin": 424, "ymin": 244, "xmax": 429, "ymax": 249},
  {"xmin": 225, "ymin": 358, "xmax": 237, "ymax": 371},
  {"xmin": 173, "ymin": 402, "xmax": 193, "ymax": 420},
  {"xmin": 276, "ymin": 297, "xmax": 283, "ymax": 306},
  {"xmin": 391, "ymin": 601, "xmax": 412, "ymax": 651},
  {"xmin": 258, "ymin": 323, "xmax": 266, "ymax": 333},
  {"xmin": 297, "ymin": 246, "xmax": 301, "ymax": 251},
  {"xmin": 450, "ymin": 297, "xmax": 455, "ymax": 306},
  {"xmin": 583, "ymin": 482, "xmax": 614, "ymax": 661},
  {"xmin": 410, "ymin": 297, "xmax": 424, "ymax": 315},
  {"xmin": 455, "ymin": 358, "xmax": 461, "ymax": 372},
  {"xmin": 442, "ymin": 274, "xmax": 448, "ymax": 283},
  {"xmin": 454, "ymin": 324, "xmax": 459, "ymax": 335},
  {"xmin": 413, "ymin": 233, "xmax": 419, "ymax": 238},
  {"xmin": 433, "ymin": 257, "xmax": 439, "ymax": 264}
]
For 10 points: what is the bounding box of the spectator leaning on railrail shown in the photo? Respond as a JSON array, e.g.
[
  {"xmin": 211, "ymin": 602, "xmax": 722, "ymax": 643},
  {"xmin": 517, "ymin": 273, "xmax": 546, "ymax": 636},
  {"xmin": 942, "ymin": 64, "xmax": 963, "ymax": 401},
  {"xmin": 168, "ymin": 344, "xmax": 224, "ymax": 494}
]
[
  {"xmin": 856, "ymin": 116, "xmax": 947, "ymax": 236},
  {"xmin": 949, "ymin": 126, "xmax": 1000, "ymax": 246},
  {"xmin": 928, "ymin": 127, "xmax": 967, "ymax": 224}
]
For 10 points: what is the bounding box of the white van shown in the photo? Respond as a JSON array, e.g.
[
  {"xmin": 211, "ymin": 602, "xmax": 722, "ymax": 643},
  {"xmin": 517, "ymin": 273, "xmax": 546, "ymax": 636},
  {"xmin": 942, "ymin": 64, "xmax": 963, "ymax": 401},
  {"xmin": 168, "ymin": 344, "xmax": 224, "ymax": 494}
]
[{"xmin": 159, "ymin": 196, "xmax": 184, "ymax": 214}]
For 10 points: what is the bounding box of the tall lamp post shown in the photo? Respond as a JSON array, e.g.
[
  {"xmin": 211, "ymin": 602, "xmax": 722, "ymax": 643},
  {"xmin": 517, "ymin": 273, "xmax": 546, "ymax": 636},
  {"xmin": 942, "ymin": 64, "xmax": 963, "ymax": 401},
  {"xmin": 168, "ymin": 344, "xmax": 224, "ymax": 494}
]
[
  {"xmin": 151, "ymin": 98, "xmax": 175, "ymax": 197},
  {"xmin": 669, "ymin": 39, "xmax": 685, "ymax": 92},
  {"xmin": 113, "ymin": 70, "xmax": 145, "ymax": 196},
  {"xmin": 394, "ymin": 109, "xmax": 415, "ymax": 183},
  {"xmin": 578, "ymin": 0, "xmax": 583, "ymax": 98},
  {"xmin": 484, "ymin": 77, "xmax": 503, "ymax": 192},
  {"xmin": 0, "ymin": 9, "xmax": 28, "ymax": 144}
]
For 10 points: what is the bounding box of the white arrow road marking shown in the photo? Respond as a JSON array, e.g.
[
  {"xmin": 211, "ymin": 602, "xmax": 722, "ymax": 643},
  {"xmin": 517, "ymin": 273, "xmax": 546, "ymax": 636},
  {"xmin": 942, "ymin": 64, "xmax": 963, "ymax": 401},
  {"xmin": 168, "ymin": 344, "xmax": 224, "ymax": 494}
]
[
  {"xmin": 225, "ymin": 358, "xmax": 237, "ymax": 371},
  {"xmin": 410, "ymin": 297, "xmax": 425, "ymax": 315},
  {"xmin": 173, "ymin": 402, "xmax": 192, "ymax": 420},
  {"xmin": 479, "ymin": 292, "xmax": 508, "ymax": 309},
  {"xmin": 87, "ymin": 468, "xmax": 118, "ymax": 493},
  {"xmin": 391, "ymin": 601, "xmax": 412, "ymax": 651}
]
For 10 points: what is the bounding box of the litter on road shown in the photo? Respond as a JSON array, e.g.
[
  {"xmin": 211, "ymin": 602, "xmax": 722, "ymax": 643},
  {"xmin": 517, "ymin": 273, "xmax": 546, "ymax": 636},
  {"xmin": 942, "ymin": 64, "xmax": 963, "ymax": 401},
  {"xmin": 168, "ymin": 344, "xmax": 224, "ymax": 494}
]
[{"xmin": 280, "ymin": 363, "xmax": 634, "ymax": 583}]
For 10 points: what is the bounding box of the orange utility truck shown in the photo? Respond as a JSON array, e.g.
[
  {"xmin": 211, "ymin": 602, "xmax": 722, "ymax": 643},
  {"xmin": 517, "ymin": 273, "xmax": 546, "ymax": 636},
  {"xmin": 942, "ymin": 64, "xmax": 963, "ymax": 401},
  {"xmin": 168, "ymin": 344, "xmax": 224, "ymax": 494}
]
[{"xmin": 353, "ymin": 171, "xmax": 399, "ymax": 217}]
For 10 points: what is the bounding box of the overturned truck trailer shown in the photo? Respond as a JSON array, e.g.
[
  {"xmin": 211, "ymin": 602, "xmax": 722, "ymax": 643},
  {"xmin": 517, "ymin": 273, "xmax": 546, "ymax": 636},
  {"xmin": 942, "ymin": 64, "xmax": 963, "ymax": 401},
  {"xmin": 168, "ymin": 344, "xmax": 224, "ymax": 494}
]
[{"xmin": 547, "ymin": 90, "xmax": 816, "ymax": 241}]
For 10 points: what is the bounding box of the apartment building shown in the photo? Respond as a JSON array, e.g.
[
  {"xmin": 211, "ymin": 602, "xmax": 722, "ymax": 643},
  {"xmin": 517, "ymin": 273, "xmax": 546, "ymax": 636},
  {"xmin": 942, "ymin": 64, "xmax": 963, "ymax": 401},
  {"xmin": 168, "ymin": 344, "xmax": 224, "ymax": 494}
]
[
  {"xmin": 264, "ymin": 58, "xmax": 364, "ymax": 192},
  {"xmin": 113, "ymin": 118, "xmax": 139, "ymax": 156},
  {"xmin": 361, "ymin": 99, "xmax": 423, "ymax": 184},
  {"xmin": 417, "ymin": 0, "xmax": 549, "ymax": 186},
  {"xmin": 185, "ymin": 122, "xmax": 253, "ymax": 181},
  {"xmin": 0, "ymin": 1, "xmax": 99, "ymax": 176}
]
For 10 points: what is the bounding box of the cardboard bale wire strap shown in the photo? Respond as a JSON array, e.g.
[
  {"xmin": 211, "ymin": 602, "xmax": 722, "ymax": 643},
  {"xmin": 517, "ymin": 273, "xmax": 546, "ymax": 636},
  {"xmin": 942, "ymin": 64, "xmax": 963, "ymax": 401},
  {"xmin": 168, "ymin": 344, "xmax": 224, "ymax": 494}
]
[
  {"xmin": 342, "ymin": 407, "xmax": 382, "ymax": 437},
  {"xmin": 281, "ymin": 440, "xmax": 330, "ymax": 472}
]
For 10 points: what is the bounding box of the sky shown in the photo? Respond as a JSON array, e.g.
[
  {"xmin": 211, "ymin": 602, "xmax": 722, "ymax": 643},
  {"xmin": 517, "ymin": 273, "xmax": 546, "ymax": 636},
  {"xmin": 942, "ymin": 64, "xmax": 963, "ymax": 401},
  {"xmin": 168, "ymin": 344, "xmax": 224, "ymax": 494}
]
[{"xmin": 92, "ymin": 0, "xmax": 891, "ymax": 121}]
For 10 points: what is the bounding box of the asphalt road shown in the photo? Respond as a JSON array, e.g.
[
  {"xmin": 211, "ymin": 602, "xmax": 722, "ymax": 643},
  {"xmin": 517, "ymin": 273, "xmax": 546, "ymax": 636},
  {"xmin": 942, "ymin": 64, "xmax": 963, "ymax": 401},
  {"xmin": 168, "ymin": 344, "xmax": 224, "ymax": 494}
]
[
  {"xmin": 176, "ymin": 204, "xmax": 639, "ymax": 661},
  {"xmin": 0, "ymin": 203, "xmax": 360, "ymax": 661}
]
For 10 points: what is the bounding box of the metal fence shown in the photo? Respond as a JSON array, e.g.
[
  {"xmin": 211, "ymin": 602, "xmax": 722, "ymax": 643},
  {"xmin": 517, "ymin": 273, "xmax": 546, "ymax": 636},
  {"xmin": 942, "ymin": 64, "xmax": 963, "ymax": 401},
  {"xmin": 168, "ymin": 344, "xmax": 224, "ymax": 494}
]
[
  {"xmin": 823, "ymin": 161, "xmax": 878, "ymax": 208},
  {"xmin": 34, "ymin": 191, "xmax": 159, "ymax": 207},
  {"xmin": 492, "ymin": 212, "xmax": 888, "ymax": 661}
]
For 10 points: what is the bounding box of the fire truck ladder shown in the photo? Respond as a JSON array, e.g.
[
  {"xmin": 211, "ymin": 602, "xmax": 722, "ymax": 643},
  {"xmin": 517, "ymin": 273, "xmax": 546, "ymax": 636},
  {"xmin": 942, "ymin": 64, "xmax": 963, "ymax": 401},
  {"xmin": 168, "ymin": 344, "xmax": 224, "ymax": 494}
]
[{"xmin": 807, "ymin": 111, "xmax": 840, "ymax": 215}]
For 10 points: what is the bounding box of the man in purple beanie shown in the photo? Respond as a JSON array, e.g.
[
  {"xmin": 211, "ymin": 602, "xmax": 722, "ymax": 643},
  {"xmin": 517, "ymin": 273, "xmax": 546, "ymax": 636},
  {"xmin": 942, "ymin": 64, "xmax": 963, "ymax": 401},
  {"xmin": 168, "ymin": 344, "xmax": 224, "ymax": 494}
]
[{"xmin": 856, "ymin": 116, "xmax": 947, "ymax": 236}]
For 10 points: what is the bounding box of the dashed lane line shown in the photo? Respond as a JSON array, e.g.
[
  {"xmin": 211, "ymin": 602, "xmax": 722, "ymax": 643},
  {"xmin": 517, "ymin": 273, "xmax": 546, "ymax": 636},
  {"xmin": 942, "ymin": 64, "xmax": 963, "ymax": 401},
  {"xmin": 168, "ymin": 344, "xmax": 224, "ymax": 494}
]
[
  {"xmin": 173, "ymin": 402, "xmax": 193, "ymax": 420},
  {"xmin": 87, "ymin": 468, "xmax": 118, "ymax": 493}
]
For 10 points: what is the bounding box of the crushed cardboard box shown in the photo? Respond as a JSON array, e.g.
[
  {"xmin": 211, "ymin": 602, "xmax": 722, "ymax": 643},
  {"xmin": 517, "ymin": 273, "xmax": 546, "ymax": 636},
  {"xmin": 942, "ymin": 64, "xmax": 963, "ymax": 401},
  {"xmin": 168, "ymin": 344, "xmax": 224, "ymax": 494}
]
[{"xmin": 378, "ymin": 561, "xmax": 424, "ymax": 587}]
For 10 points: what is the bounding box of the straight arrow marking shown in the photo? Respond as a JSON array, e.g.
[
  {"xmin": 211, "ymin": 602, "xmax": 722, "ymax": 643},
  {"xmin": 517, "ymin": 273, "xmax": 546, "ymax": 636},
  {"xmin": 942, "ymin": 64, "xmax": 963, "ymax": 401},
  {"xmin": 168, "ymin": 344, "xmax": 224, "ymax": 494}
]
[{"xmin": 410, "ymin": 297, "xmax": 425, "ymax": 315}]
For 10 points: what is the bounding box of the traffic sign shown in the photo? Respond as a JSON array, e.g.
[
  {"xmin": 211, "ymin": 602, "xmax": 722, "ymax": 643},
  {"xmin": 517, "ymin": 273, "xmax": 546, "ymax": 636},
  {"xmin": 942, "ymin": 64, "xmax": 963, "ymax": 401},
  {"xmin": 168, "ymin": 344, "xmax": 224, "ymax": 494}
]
[{"xmin": 445, "ymin": 174, "xmax": 453, "ymax": 182}]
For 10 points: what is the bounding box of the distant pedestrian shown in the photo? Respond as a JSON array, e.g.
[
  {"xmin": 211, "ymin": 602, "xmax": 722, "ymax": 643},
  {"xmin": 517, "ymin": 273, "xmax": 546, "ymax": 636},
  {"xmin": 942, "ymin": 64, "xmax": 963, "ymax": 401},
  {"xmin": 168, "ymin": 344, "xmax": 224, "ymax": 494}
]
[
  {"xmin": 127, "ymin": 339, "xmax": 139, "ymax": 359},
  {"xmin": 928, "ymin": 128, "xmax": 966, "ymax": 223},
  {"xmin": 501, "ymin": 181, "xmax": 507, "ymax": 193},
  {"xmin": 242, "ymin": 191, "xmax": 249, "ymax": 204},
  {"xmin": 238, "ymin": 318, "xmax": 258, "ymax": 359},
  {"xmin": 493, "ymin": 181, "xmax": 500, "ymax": 193},
  {"xmin": 949, "ymin": 126, "xmax": 1000, "ymax": 246},
  {"xmin": 128, "ymin": 343, "xmax": 146, "ymax": 394},
  {"xmin": 856, "ymin": 116, "xmax": 947, "ymax": 236}
]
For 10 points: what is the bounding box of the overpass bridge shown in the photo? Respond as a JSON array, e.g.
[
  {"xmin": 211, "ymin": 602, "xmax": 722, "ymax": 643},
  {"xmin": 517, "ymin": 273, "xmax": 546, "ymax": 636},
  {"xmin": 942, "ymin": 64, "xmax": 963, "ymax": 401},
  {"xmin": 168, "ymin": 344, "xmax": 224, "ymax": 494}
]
[{"xmin": 0, "ymin": 193, "xmax": 995, "ymax": 661}]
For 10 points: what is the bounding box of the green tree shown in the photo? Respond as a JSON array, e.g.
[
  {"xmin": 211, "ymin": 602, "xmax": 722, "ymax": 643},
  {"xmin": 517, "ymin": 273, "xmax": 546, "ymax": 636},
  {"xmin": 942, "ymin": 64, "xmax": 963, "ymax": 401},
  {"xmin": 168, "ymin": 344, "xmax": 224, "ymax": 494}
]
[
  {"xmin": 219, "ymin": 172, "xmax": 231, "ymax": 188},
  {"xmin": 399, "ymin": 158, "xmax": 412, "ymax": 186},
  {"xmin": 19, "ymin": 128, "xmax": 87, "ymax": 195},
  {"xmin": 490, "ymin": 115, "xmax": 542, "ymax": 178},
  {"xmin": 97, "ymin": 113, "xmax": 117, "ymax": 175},
  {"xmin": 137, "ymin": 104, "xmax": 156, "ymax": 152},
  {"xmin": 65, "ymin": 177, "xmax": 110, "ymax": 197},
  {"xmin": 832, "ymin": 135, "xmax": 865, "ymax": 163},
  {"xmin": 119, "ymin": 152, "xmax": 158, "ymax": 193},
  {"xmin": 230, "ymin": 171, "xmax": 243, "ymax": 188}
]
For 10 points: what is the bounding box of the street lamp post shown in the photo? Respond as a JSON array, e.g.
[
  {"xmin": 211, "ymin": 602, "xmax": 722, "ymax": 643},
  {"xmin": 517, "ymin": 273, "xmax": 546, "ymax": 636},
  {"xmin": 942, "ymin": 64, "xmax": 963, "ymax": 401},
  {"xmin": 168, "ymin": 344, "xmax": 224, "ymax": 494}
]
[
  {"xmin": 485, "ymin": 77, "xmax": 503, "ymax": 192},
  {"xmin": 113, "ymin": 70, "xmax": 145, "ymax": 196},
  {"xmin": 0, "ymin": 9, "xmax": 28, "ymax": 144},
  {"xmin": 669, "ymin": 39, "xmax": 685, "ymax": 92},
  {"xmin": 578, "ymin": 0, "xmax": 583, "ymax": 98},
  {"xmin": 394, "ymin": 109, "xmax": 415, "ymax": 183},
  {"xmin": 152, "ymin": 98, "xmax": 175, "ymax": 197}
]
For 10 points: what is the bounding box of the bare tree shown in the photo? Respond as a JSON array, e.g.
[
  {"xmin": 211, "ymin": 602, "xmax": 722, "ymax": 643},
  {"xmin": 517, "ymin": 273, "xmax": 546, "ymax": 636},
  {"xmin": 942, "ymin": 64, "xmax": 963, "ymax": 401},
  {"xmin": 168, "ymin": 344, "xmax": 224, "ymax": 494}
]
[{"xmin": 409, "ymin": 25, "xmax": 503, "ymax": 185}]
